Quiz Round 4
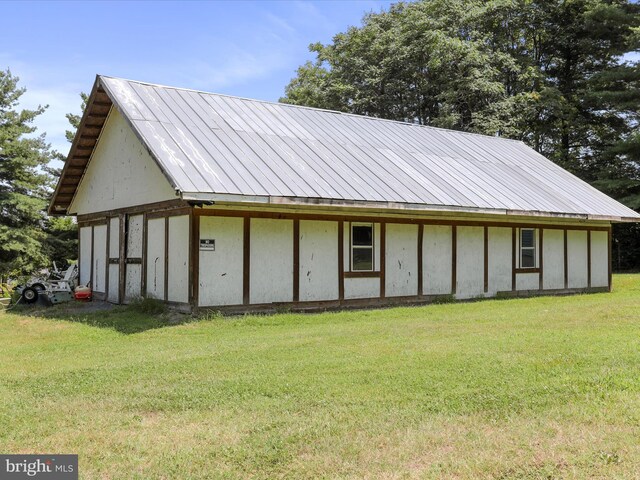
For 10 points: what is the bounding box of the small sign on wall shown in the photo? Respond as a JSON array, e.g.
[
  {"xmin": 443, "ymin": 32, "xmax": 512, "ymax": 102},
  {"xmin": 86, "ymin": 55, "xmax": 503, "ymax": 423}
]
[{"xmin": 200, "ymin": 239, "xmax": 215, "ymax": 251}]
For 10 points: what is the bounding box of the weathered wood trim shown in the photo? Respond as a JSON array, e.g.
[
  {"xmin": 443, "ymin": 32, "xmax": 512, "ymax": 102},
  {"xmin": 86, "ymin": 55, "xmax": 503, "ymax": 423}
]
[
  {"xmin": 563, "ymin": 229, "xmax": 568, "ymax": 289},
  {"xmin": 344, "ymin": 271, "xmax": 381, "ymax": 278},
  {"xmin": 108, "ymin": 258, "xmax": 119, "ymax": 265},
  {"xmin": 145, "ymin": 207, "xmax": 193, "ymax": 220},
  {"xmin": 77, "ymin": 218, "xmax": 109, "ymax": 228},
  {"xmin": 243, "ymin": 217, "xmax": 250, "ymax": 305},
  {"xmin": 142, "ymin": 214, "xmax": 148, "ymax": 297},
  {"xmin": 77, "ymin": 199, "xmax": 189, "ymax": 223},
  {"xmin": 194, "ymin": 208, "xmax": 610, "ymax": 231},
  {"xmin": 452, "ymin": 225, "xmax": 457, "ymax": 294},
  {"xmin": 483, "ymin": 225, "xmax": 488, "ymax": 293},
  {"xmin": 105, "ymin": 217, "xmax": 110, "ymax": 300},
  {"xmin": 418, "ymin": 223, "xmax": 424, "ymax": 296},
  {"xmin": 338, "ymin": 221, "xmax": 345, "ymax": 301},
  {"xmin": 608, "ymin": 227, "xmax": 612, "ymax": 291},
  {"xmin": 190, "ymin": 211, "xmax": 200, "ymax": 307},
  {"xmin": 125, "ymin": 258, "xmax": 142, "ymax": 264},
  {"xmin": 538, "ymin": 228, "xmax": 544, "ymax": 290},
  {"xmin": 90, "ymin": 225, "xmax": 95, "ymax": 289},
  {"xmin": 587, "ymin": 229, "xmax": 592, "ymax": 289},
  {"xmin": 293, "ymin": 219, "xmax": 300, "ymax": 302},
  {"xmin": 164, "ymin": 217, "xmax": 169, "ymax": 302},
  {"xmin": 511, "ymin": 227, "xmax": 516, "ymax": 291},
  {"xmin": 380, "ymin": 222, "xmax": 386, "ymax": 298},
  {"xmin": 515, "ymin": 268, "xmax": 541, "ymax": 274}
]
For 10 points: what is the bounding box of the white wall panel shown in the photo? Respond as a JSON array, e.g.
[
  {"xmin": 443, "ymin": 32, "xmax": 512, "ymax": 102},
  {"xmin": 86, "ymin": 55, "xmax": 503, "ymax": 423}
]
[
  {"xmin": 516, "ymin": 272, "xmax": 539, "ymax": 291},
  {"xmin": 127, "ymin": 214, "xmax": 143, "ymax": 258},
  {"xmin": 542, "ymin": 229, "xmax": 564, "ymax": 290},
  {"xmin": 423, "ymin": 225, "xmax": 452, "ymax": 295},
  {"xmin": 167, "ymin": 215, "xmax": 189, "ymax": 303},
  {"xmin": 344, "ymin": 277, "xmax": 379, "ymax": 299},
  {"xmin": 568, "ymin": 230, "xmax": 588, "ymax": 289},
  {"xmin": 146, "ymin": 218, "xmax": 166, "ymax": 300},
  {"xmin": 108, "ymin": 217, "xmax": 119, "ymax": 259},
  {"xmin": 68, "ymin": 108, "xmax": 176, "ymax": 215},
  {"xmin": 199, "ymin": 216, "xmax": 244, "ymax": 306},
  {"xmin": 107, "ymin": 265, "xmax": 119, "ymax": 303},
  {"xmin": 385, "ymin": 223, "xmax": 418, "ymax": 297},
  {"xmin": 590, "ymin": 231, "xmax": 609, "ymax": 288},
  {"xmin": 92, "ymin": 224, "xmax": 107, "ymax": 293},
  {"xmin": 299, "ymin": 220, "xmax": 339, "ymax": 301},
  {"xmin": 250, "ymin": 219, "xmax": 293, "ymax": 304},
  {"xmin": 488, "ymin": 227, "xmax": 512, "ymax": 294},
  {"xmin": 125, "ymin": 264, "xmax": 142, "ymax": 301},
  {"xmin": 456, "ymin": 226, "xmax": 484, "ymax": 298},
  {"xmin": 79, "ymin": 226, "xmax": 92, "ymax": 286}
]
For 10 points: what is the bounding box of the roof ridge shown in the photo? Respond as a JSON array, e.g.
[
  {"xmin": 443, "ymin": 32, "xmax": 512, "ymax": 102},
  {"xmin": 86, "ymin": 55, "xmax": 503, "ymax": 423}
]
[{"xmin": 98, "ymin": 74, "xmax": 525, "ymax": 145}]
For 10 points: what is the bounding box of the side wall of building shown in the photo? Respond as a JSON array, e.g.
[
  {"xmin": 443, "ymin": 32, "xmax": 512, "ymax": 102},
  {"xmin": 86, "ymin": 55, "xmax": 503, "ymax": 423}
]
[{"xmin": 77, "ymin": 205, "xmax": 612, "ymax": 309}]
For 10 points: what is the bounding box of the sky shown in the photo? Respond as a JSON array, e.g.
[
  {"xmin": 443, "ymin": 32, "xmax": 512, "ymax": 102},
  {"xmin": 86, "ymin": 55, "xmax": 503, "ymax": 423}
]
[{"xmin": 1, "ymin": 0, "xmax": 394, "ymax": 159}]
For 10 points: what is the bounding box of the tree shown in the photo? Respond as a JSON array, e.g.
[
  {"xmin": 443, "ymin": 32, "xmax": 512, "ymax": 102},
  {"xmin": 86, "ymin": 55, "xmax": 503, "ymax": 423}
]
[
  {"xmin": 0, "ymin": 69, "xmax": 55, "ymax": 281},
  {"xmin": 42, "ymin": 92, "xmax": 88, "ymax": 269}
]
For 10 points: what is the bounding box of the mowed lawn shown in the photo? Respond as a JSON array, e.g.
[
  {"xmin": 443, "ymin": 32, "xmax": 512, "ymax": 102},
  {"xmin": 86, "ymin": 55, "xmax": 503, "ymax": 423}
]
[{"xmin": 1, "ymin": 276, "xmax": 639, "ymax": 479}]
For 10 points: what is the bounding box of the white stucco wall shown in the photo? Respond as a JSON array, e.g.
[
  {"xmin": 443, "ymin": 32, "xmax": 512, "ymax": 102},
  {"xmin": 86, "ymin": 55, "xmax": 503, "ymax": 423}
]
[
  {"xmin": 199, "ymin": 216, "xmax": 244, "ymax": 306},
  {"xmin": 567, "ymin": 230, "xmax": 588, "ymax": 288},
  {"xmin": 92, "ymin": 224, "xmax": 107, "ymax": 293},
  {"xmin": 423, "ymin": 225, "xmax": 452, "ymax": 295},
  {"xmin": 146, "ymin": 217, "xmax": 166, "ymax": 300},
  {"xmin": 79, "ymin": 226, "xmax": 92, "ymax": 286},
  {"xmin": 250, "ymin": 218, "xmax": 293, "ymax": 304},
  {"xmin": 590, "ymin": 231, "xmax": 609, "ymax": 288},
  {"xmin": 385, "ymin": 223, "xmax": 418, "ymax": 297},
  {"xmin": 107, "ymin": 217, "xmax": 119, "ymax": 303},
  {"xmin": 299, "ymin": 220, "xmax": 339, "ymax": 301},
  {"xmin": 516, "ymin": 272, "xmax": 539, "ymax": 291},
  {"xmin": 344, "ymin": 278, "xmax": 380, "ymax": 299},
  {"xmin": 542, "ymin": 229, "xmax": 564, "ymax": 290},
  {"xmin": 167, "ymin": 215, "xmax": 189, "ymax": 303},
  {"xmin": 68, "ymin": 108, "xmax": 176, "ymax": 215},
  {"xmin": 487, "ymin": 227, "xmax": 512, "ymax": 294},
  {"xmin": 456, "ymin": 226, "xmax": 484, "ymax": 298}
]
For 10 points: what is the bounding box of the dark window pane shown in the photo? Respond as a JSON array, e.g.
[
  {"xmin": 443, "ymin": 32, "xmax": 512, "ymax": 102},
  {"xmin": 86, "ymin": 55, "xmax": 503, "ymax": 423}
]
[
  {"xmin": 353, "ymin": 247, "xmax": 373, "ymax": 271},
  {"xmin": 521, "ymin": 229, "xmax": 535, "ymax": 248},
  {"xmin": 352, "ymin": 225, "xmax": 373, "ymax": 246},
  {"xmin": 521, "ymin": 249, "xmax": 535, "ymax": 268}
]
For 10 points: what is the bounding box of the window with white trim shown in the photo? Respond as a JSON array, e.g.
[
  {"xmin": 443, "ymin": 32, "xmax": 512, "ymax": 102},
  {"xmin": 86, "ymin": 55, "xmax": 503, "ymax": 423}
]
[
  {"xmin": 520, "ymin": 228, "xmax": 536, "ymax": 268},
  {"xmin": 351, "ymin": 223, "xmax": 373, "ymax": 271}
]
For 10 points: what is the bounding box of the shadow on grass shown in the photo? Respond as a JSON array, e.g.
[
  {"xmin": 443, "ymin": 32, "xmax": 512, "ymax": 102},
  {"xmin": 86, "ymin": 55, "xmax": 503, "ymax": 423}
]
[{"xmin": 10, "ymin": 298, "xmax": 191, "ymax": 334}]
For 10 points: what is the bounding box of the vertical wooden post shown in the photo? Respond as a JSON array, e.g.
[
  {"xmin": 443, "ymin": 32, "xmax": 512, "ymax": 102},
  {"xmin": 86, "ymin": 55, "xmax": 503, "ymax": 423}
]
[
  {"xmin": 563, "ymin": 229, "xmax": 568, "ymax": 289},
  {"xmin": 608, "ymin": 226, "xmax": 612, "ymax": 292},
  {"xmin": 380, "ymin": 222, "xmax": 386, "ymax": 298},
  {"xmin": 417, "ymin": 224, "xmax": 424, "ymax": 296},
  {"xmin": 293, "ymin": 219, "xmax": 300, "ymax": 302},
  {"xmin": 337, "ymin": 221, "xmax": 344, "ymax": 301},
  {"xmin": 587, "ymin": 230, "xmax": 592, "ymax": 289},
  {"xmin": 105, "ymin": 218, "xmax": 110, "ymax": 301},
  {"xmin": 142, "ymin": 214, "xmax": 148, "ymax": 297},
  {"xmin": 452, "ymin": 225, "xmax": 457, "ymax": 295},
  {"xmin": 164, "ymin": 217, "xmax": 169, "ymax": 302},
  {"xmin": 483, "ymin": 226, "xmax": 488, "ymax": 293},
  {"xmin": 118, "ymin": 214, "xmax": 127, "ymax": 304},
  {"xmin": 190, "ymin": 209, "xmax": 200, "ymax": 308},
  {"xmin": 511, "ymin": 227, "xmax": 516, "ymax": 291},
  {"xmin": 90, "ymin": 225, "xmax": 95, "ymax": 289},
  {"xmin": 243, "ymin": 217, "xmax": 250, "ymax": 305}
]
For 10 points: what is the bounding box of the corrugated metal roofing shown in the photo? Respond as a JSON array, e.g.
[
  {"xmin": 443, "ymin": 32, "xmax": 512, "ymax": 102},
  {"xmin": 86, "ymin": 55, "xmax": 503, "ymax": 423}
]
[{"xmin": 57, "ymin": 75, "xmax": 640, "ymax": 221}]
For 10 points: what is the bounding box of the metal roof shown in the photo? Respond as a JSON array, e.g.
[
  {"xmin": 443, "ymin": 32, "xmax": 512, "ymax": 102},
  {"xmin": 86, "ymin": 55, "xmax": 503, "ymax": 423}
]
[{"xmin": 51, "ymin": 75, "xmax": 640, "ymax": 222}]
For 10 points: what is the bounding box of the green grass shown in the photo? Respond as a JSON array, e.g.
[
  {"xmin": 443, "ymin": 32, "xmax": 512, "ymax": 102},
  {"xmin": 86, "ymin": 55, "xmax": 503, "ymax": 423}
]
[{"xmin": 1, "ymin": 275, "xmax": 640, "ymax": 479}]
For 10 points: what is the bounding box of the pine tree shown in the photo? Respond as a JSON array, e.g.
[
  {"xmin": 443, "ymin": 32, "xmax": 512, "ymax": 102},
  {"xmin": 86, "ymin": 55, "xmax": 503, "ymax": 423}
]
[{"xmin": 0, "ymin": 69, "xmax": 54, "ymax": 281}]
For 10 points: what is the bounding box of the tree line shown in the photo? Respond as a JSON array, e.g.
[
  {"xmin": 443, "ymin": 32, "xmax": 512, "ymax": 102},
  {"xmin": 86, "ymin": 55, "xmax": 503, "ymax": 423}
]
[{"xmin": 282, "ymin": 0, "xmax": 640, "ymax": 269}]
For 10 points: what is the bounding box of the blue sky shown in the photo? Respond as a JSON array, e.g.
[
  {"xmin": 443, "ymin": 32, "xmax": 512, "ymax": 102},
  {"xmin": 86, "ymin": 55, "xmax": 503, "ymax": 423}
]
[{"xmin": 2, "ymin": 1, "xmax": 393, "ymax": 158}]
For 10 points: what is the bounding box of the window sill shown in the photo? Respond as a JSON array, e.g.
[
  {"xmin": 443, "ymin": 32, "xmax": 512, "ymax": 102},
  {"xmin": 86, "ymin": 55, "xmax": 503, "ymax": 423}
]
[
  {"xmin": 515, "ymin": 268, "xmax": 540, "ymax": 274},
  {"xmin": 344, "ymin": 271, "xmax": 380, "ymax": 278}
]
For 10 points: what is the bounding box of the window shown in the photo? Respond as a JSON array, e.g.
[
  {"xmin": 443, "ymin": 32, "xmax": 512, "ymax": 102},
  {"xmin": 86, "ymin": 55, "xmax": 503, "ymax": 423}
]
[
  {"xmin": 520, "ymin": 228, "xmax": 536, "ymax": 268},
  {"xmin": 351, "ymin": 223, "xmax": 373, "ymax": 271}
]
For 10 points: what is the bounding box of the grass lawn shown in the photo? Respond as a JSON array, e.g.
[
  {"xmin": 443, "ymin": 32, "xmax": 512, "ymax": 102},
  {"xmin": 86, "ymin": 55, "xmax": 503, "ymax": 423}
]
[{"xmin": 1, "ymin": 275, "xmax": 639, "ymax": 479}]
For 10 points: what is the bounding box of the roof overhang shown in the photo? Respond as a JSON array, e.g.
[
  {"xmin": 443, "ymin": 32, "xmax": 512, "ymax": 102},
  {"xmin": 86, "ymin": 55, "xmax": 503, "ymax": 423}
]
[
  {"xmin": 49, "ymin": 76, "xmax": 113, "ymax": 215},
  {"xmin": 181, "ymin": 192, "xmax": 636, "ymax": 223}
]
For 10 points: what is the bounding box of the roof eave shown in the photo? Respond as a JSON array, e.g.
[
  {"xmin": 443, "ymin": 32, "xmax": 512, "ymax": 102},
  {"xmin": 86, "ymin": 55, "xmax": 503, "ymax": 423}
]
[{"xmin": 181, "ymin": 192, "xmax": 636, "ymax": 223}]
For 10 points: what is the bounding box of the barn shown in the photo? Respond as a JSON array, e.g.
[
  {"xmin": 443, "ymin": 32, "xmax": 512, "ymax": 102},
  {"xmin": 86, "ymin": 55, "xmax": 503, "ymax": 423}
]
[{"xmin": 50, "ymin": 75, "xmax": 640, "ymax": 312}]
